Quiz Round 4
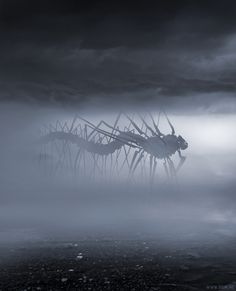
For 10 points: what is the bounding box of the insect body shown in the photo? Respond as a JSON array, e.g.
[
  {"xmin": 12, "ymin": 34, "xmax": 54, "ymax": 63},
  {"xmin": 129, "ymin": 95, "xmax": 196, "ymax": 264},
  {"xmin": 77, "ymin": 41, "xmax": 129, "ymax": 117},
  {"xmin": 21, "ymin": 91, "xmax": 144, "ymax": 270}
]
[
  {"xmin": 142, "ymin": 134, "xmax": 187, "ymax": 159},
  {"xmin": 39, "ymin": 112, "xmax": 188, "ymax": 180},
  {"xmin": 80, "ymin": 112, "xmax": 188, "ymax": 176}
]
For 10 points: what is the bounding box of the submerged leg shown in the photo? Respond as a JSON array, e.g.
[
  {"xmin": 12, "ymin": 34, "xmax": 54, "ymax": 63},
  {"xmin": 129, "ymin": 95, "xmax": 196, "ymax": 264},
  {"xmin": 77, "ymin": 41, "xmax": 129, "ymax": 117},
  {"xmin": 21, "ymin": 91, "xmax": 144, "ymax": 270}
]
[
  {"xmin": 119, "ymin": 146, "xmax": 130, "ymax": 170},
  {"xmin": 149, "ymin": 155, "xmax": 153, "ymax": 180},
  {"xmin": 151, "ymin": 158, "xmax": 157, "ymax": 184},
  {"xmin": 167, "ymin": 157, "xmax": 176, "ymax": 180},
  {"xmin": 163, "ymin": 158, "xmax": 170, "ymax": 179},
  {"xmin": 176, "ymin": 150, "xmax": 186, "ymax": 172},
  {"xmin": 132, "ymin": 151, "xmax": 144, "ymax": 174},
  {"xmin": 129, "ymin": 149, "xmax": 141, "ymax": 173}
]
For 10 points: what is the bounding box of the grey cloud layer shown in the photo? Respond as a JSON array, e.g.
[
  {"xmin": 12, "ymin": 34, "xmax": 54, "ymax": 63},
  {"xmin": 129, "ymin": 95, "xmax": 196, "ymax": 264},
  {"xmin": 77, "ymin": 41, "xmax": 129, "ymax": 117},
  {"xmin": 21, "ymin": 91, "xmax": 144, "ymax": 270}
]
[{"xmin": 1, "ymin": 0, "xmax": 236, "ymax": 109}]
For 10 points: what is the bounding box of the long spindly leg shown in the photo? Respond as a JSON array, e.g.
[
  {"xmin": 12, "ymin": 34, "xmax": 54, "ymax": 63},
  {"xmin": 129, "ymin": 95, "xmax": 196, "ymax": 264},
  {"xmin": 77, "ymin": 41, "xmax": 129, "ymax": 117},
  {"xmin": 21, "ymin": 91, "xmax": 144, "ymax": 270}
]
[
  {"xmin": 69, "ymin": 115, "xmax": 78, "ymax": 133},
  {"xmin": 140, "ymin": 151, "xmax": 145, "ymax": 179},
  {"xmin": 82, "ymin": 149, "xmax": 86, "ymax": 177},
  {"xmin": 116, "ymin": 149, "xmax": 124, "ymax": 177},
  {"xmin": 163, "ymin": 111, "xmax": 175, "ymax": 135},
  {"xmin": 151, "ymin": 158, "xmax": 157, "ymax": 185},
  {"xmin": 86, "ymin": 152, "xmax": 96, "ymax": 180},
  {"xmin": 129, "ymin": 149, "xmax": 141, "ymax": 173},
  {"xmin": 78, "ymin": 116, "xmax": 122, "ymax": 138},
  {"xmin": 104, "ymin": 155, "xmax": 107, "ymax": 178},
  {"xmin": 91, "ymin": 135, "xmax": 103, "ymax": 176},
  {"xmin": 125, "ymin": 114, "xmax": 149, "ymax": 137},
  {"xmin": 163, "ymin": 158, "xmax": 170, "ymax": 180},
  {"xmin": 84, "ymin": 124, "xmax": 88, "ymax": 140},
  {"xmin": 142, "ymin": 152, "xmax": 147, "ymax": 182},
  {"xmin": 116, "ymin": 148, "xmax": 122, "ymax": 175},
  {"xmin": 110, "ymin": 152, "xmax": 113, "ymax": 178},
  {"xmin": 149, "ymin": 112, "xmax": 164, "ymax": 137},
  {"xmin": 74, "ymin": 149, "xmax": 81, "ymax": 174},
  {"xmin": 167, "ymin": 157, "xmax": 177, "ymax": 182},
  {"xmin": 94, "ymin": 119, "xmax": 139, "ymax": 149},
  {"xmin": 75, "ymin": 120, "xmax": 107, "ymax": 178},
  {"xmin": 119, "ymin": 145, "xmax": 130, "ymax": 173},
  {"xmin": 75, "ymin": 149, "xmax": 83, "ymax": 175},
  {"xmin": 66, "ymin": 142, "xmax": 73, "ymax": 170},
  {"xmin": 87, "ymin": 121, "xmax": 103, "ymax": 139},
  {"xmin": 131, "ymin": 150, "xmax": 144, "ymax": 175},
  {"xmin": 89, "ymin": 127, "xmax": 111, "ymax": 179},
  {"xmin": 176, "ymin": 150, "xmax": 186, "ymax": 172},
  {"xmin": 93, "ymin": 152, "xmax": 103, "ymax": 176},
  {"xmin": 53, "ymin": 121, "xmax": 73, "ymax": 171},
  {"xmin": 118, "ymin": 124, "xmax": 133, "ymax": 172},
  {"xmin": 47, "ymin": 119, "xmax": 76, "ymax": 174},
  {"xmin": 112, "ymin": 146, "xmax": 121, "ymax": 175},
  {"xmin": 82, "ymin": 121, "xmax": 139, "ymax": 149},
  {"xmin": 87, "ymin": 119, "xmax": 118, "ymax": 141},
  {"xmin": 108, "ymin": 112, "xmax": 121, "ymax": 142},
  {"xmin": 149, "ymin": 155, "xmax": 153, "ymax": 180},
  {"xmin": 138, "ymin": 114, "xmax": 157, "ymax": 137}
]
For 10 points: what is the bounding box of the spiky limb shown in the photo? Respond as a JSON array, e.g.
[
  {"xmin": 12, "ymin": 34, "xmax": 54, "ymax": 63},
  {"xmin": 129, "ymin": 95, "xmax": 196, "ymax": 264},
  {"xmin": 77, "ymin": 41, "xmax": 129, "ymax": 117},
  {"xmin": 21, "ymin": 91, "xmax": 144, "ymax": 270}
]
[
  {"xmin": 129, "ymin": 149, "xmax": 142, "ymax": 173},
  {"xmin": 151, "ymin": 158, "xmax": 157, "ymax": 185},
  {"xmin": 131, "ymin": 150, "xmax": 144, "ymax": 174},
  {"xmin": 167, "ymin": 157, "xmax": 176, "ymax": 180},
  {"xmin": 176, "ymin": 150, "xmax": 186, "ymax": 172},
  {"xmin": 163, "ymin": 158, "xmax": 170, "ymax": 179},
  {"xmin": 149, "ymin": 112, "xmax": 164, "ymax": 137},
  {"xmin": 77, "ymin": 116, "xmax": 141, "ymax": 149},
  {"xmin": 138, "ymin": 114, "xmax": 157, "ymax": 136},
  {"xmin": 163, "ymin": 111, "xmax": 175, "ymax": 135},
  {"xmin": 124, "ymin": 114, "xmax": 149, "ymax": 137}
]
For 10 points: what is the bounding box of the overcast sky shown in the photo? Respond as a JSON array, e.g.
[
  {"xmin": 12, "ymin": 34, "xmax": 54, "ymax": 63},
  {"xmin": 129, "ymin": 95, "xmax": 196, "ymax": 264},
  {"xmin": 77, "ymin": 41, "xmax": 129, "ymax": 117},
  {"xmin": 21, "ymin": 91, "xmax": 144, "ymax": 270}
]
[
  {"xmin": 1, "ymin": 2, "xmax": 236, "ymax": 241},
  {"xmin": 1, "ymin": 0, "xmax": 236, "ymax": 110}
]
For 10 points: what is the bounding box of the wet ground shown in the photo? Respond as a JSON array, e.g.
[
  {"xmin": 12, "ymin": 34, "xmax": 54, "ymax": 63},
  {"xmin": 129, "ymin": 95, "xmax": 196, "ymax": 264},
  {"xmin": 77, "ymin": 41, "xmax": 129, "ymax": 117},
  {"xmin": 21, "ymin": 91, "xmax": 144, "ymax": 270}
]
[{"xmin": 0, "ymin": 238, "xmax": 236, "ymax": 290}]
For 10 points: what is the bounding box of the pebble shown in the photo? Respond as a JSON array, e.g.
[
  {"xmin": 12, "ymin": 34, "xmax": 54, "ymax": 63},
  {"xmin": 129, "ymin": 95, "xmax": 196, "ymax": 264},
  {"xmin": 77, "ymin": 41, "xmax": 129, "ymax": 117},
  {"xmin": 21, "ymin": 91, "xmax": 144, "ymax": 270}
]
[{"xmin": 76, "ymin": 253, "xmax": 83, "ymax": 259}]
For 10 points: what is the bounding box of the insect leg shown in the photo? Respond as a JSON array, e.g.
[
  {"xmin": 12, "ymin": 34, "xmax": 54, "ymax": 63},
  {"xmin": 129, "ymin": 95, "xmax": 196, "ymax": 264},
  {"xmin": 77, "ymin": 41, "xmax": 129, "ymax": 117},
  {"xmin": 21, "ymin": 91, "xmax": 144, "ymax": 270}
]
[
  {"xmin": 167, "ymin": 157, "xmax": 176, "ymax": 180},
  {"xmin": 138, "ymin": 114, "xmax": 157, "ymax": 136},
  {"xmin": 82, "ymin": 149, "xmax": 86, "ymax": 176},
  {"xmin": 149, "ymin": 155, "xmax": 153, "ymax": 179},
  {"xmin": 125, "ymin": 114, "xmax": 149, "ymax": 137},
  {"xmin": 151, "ymin": 158, "xmax": 157, "ymax": 184},
  {"xmin": 163, "ymin": 111, "xmax": 175, "ymax": 135},
  {"xmin": 132, "ymin": 151, "xmax": 144, "ymax": 174},
  {"xmin": 149, "ymin": 112, "xmax": 164, "ymax": 137},
  {"xmin": 117, "ymin": 148, "xmax": 123, "ymax": 175},
  {"xmin": 87, "ymin": 113, "xmax": 121, "ymax": 141},
  {"xmin": 74, "ymin": 147, "xmax": 83, "ymax": 177},
  {"xmin": 78, "ymin": 116, "xmax": 123, "ymax": 137},
  {"xmin": 69, "ymin": 115, "xmax": 78, "ymax": 132},
  {"xmin": 176, "ymin": 150, "xmax": 186, "ymax": 172},
  {"xmin": 108, "ymin": 112, "xmax": 121, "ymax": 141},
  {"xmin": 163, "ymin": 158, "xmax": 170, "ymax": 179},
  {"xmin": 129, "ymin": 149, "xmax": 141, "ymax": 173},
  {"xmin": 119, "ymin": 145, "xmax": 131, "ymax": 172}
]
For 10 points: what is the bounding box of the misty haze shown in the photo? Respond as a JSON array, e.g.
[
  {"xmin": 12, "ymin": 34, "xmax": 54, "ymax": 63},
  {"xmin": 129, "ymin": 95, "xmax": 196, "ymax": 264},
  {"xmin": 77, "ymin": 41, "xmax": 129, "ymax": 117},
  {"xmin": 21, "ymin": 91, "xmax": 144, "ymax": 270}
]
[
  {"xmin": 0, "ymin": 103, "xmax": 235, "ymax": 243},
  {"xmin": 1, "ymin": 0, "xmax": 236, "ymax": 290}
]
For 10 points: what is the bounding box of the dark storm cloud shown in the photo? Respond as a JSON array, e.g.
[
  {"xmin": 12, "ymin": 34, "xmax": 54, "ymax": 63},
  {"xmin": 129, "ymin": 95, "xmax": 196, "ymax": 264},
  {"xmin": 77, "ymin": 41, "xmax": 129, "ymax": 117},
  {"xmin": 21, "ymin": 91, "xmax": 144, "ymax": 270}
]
[{"xmin": 1, "ymin": 0, "xmax": 236, "ymax": 108}]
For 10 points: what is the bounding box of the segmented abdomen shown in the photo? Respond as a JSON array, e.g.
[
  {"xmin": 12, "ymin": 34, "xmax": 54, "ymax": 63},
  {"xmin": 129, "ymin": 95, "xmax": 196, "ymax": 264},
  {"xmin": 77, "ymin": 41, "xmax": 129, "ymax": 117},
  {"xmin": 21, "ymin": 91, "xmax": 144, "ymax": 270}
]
[{"xmin": 39, "ymin": 131, "xmax": 124, "ymax": 155}]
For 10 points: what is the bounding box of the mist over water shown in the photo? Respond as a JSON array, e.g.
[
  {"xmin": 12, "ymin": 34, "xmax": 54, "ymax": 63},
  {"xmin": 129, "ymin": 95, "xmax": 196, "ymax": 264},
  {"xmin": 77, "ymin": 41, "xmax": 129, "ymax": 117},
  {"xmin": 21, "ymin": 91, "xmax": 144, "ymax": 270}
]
[{"xmin": 0, "ymin": 102, "xmax": 236, "ymax": 246}]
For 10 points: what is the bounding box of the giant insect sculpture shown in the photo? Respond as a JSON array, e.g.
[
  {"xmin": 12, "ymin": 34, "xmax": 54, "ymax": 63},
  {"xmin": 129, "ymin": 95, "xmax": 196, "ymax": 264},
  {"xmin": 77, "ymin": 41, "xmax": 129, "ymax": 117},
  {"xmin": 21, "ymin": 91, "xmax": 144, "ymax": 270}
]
[{"xmin": 38, "ymin": 112, "xmax": 188, "ymax": 182}]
